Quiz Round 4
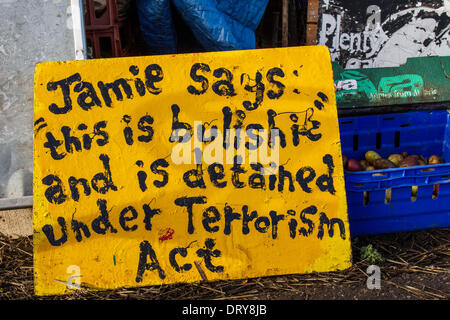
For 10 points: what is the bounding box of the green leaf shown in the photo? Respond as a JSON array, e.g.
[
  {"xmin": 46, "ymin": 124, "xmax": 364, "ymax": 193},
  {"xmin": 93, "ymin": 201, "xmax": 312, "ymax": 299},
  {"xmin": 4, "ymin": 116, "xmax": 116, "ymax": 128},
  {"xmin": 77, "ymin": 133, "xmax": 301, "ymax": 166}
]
[{"xmin": 360, "ymin": 244, "xmax": 384, "ymax": 264}]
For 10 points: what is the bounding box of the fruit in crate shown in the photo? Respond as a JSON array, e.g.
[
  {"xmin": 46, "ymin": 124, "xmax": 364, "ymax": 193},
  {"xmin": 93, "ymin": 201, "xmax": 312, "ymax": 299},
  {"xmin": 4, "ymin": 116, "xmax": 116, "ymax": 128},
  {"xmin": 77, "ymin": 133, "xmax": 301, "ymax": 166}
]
[
  {"xmin": 385, "ymin": 188, "xmax": 392, "ymax": 203},
  {"xmin": 373, "ymin": 158, "xmax": 396, "ymax": 169},
  {"xmin": 412, "ymin": 155, "xmax": 427, "ymax": 165},
  {"xmin": 359, "ymin": 160, "xmax": 369, "ymax": 170},
  {"xmin": 411, "ymin": 186, "xmax": 418, "ymax": 198},
  {"xmin": 365, "ymin": 151, "xmax": 381, "ymax": 164},
  {"xmin": 399, "ymin": 155, "xmax": 420, "ymax": 167},
  {"xmin": 428, "ymin": 155, "xmax": 444, "ymax": 164},
  {"xmin": 418, "ymin": 159, "xmax": 427, "ymax": 165},
  {"xmin": 344, "ymin": 151, "xmax": 445, "ymax": 172},
  {"xmin": 342, "ymin": 155, "xmax": 348, "ymax": 169},
  {"xmin": 387, "ymin": 154, "xmax": 403, "ymax": 166},
  {"xmin": 347, "ymin": 159, "xmax": 362, "ymax": 172}
]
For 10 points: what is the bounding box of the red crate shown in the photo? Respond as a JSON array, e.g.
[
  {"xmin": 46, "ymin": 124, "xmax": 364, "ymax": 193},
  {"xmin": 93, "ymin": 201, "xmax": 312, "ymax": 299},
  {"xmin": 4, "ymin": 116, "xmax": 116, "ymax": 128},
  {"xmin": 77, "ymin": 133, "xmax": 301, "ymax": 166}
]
[
  {"xmin": 84, "ymin": 0, "xmax": 133, "ymax": 58},
  {"xmin": 84, "ymin": 0, "xmax": 126, "ymax": 27}
]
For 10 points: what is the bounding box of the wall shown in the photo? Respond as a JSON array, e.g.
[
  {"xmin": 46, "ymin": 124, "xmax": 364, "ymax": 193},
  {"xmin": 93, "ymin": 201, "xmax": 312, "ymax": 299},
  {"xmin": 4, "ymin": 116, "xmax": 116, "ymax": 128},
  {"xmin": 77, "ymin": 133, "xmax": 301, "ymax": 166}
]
[
  {"xmin": 318, "ymin": 0, "xmax": 450, "ymax": 69},
  {"xmin": 0, "ymin": 0, "xmax": 77, "ymax": 200}
]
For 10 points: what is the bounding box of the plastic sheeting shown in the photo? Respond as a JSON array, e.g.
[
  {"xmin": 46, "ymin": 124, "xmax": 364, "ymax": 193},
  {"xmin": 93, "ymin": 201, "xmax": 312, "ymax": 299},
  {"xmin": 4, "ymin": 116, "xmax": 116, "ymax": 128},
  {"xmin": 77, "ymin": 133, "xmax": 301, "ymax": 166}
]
[
  {"xmin": 137, "ymin": 0, "xmax": 269, "ymax": 54},
  {"xmin": 136, "ymin": 0, "xmax": 177, "ymax": 54}
]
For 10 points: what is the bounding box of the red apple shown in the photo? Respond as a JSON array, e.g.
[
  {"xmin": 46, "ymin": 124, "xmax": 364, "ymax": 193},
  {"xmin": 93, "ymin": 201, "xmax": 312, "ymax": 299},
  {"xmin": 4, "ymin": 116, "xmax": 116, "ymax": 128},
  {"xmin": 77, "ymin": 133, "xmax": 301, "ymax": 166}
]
[{"xmin": 347, "ymin": 159, "xmax": 362, "ymax": 172}]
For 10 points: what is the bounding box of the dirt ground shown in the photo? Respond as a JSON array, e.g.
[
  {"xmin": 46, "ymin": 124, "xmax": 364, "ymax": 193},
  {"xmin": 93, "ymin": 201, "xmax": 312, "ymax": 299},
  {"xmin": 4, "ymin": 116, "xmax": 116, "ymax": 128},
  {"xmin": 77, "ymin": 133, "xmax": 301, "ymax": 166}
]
[{"xmin": 0, "ymin": 228, "xmax": 448, "ymax": 300}]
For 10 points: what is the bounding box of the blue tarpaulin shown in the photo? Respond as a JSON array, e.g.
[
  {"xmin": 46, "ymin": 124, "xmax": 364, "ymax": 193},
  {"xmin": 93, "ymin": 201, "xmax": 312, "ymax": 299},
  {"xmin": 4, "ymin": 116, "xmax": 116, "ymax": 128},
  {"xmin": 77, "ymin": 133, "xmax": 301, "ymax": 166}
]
[
  {"xmin": 136, "ymin": 0, "xmax": 177, "ymax": 54},
  {"xmin": 136, "ymin": 0, "xmax": 269, "ymax": 54}
]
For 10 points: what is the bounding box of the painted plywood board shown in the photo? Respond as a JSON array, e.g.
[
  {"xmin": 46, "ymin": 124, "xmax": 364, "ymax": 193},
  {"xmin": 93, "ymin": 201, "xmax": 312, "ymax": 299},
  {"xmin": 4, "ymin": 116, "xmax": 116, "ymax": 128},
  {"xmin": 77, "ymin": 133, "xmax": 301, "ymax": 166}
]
[{"xmin": 33, "ymin": 46, "xmax": 352, "ymax": 296}]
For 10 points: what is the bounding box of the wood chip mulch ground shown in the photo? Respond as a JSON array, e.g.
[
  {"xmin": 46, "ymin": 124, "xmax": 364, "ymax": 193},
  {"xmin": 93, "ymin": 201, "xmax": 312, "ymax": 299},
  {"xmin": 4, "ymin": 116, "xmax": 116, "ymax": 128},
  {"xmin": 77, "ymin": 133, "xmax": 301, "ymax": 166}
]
[{"xmin": 0, "ymin": 228, "xmax": 449, "ymax": 300}]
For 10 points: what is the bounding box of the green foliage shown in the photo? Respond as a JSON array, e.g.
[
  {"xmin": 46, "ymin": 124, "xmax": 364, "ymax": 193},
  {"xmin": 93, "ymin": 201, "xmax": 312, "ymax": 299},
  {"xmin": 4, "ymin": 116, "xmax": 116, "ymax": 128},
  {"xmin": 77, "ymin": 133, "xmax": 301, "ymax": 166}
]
[{"xmin": 360, "ymin": 244, "xmax": 384, "ymax": 264}]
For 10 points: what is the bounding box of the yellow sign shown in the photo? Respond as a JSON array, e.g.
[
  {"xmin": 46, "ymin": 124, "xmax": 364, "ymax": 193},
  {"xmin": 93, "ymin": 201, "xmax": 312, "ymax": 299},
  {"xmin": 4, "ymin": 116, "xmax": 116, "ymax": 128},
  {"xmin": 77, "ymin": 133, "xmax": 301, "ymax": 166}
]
[{"xmin": 33, "ymin": 46, "xmax": 351, "ymax": 296}]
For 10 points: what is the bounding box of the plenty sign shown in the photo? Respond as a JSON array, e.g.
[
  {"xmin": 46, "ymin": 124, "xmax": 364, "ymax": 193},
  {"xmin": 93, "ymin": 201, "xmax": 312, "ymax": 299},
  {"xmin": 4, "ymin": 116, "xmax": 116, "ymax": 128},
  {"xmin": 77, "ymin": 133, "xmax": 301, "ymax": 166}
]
[{"xmin": 33, "ymin": 46, "xmax": 351, "ymax": 295}]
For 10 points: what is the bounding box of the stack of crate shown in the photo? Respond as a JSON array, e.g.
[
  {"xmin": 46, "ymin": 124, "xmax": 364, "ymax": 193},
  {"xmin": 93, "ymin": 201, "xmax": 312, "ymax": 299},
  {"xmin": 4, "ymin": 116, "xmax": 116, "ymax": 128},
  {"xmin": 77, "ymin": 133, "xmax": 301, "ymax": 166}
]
[{"xmin": 84, "ymin": 0, "xmax": 132, "ymax": 58}]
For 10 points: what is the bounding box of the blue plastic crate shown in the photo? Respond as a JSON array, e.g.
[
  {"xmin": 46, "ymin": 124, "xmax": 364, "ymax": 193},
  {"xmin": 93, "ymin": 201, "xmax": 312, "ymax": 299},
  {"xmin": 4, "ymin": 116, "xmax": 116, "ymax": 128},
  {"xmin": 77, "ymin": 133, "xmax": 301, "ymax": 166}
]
[{"xmin": 339, "ymin": 110, "xmax": 450, "ymax": 236}]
